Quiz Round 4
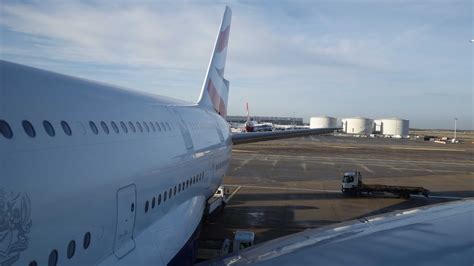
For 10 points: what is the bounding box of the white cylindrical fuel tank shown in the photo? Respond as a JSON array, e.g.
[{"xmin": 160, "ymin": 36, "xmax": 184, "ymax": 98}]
[
  {"xmin": 310, "ymin": 116, "xmax": 337, "ymax": 129},
  {"xmin": 374, "ymin": 119, "xmax": 383, "ymax": 133},
  {"xmin": 341, "ymin": 117, "xmax": 374, "ymax": 135},
  {"xmin": 380, "ymin": 118, "xmax": 409, "ymax": 138}
]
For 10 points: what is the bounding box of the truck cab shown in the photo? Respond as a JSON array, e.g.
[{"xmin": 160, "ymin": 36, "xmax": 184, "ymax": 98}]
[{"xmin": 341, "ymin": 171, "xmax": 362, "ymax": 193}]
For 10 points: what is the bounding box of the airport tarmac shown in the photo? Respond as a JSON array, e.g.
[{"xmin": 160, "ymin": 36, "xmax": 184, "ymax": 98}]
[{"xmin": 199, "ymin": 135, "xmax": 473, "ymax": 248}]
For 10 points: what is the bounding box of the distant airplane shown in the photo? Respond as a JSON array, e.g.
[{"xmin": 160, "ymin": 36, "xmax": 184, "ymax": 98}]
[
  {"xmin": 0, "ymin": 6, "xmax": 335, "ymax": 266},
  {"xmin": 244, "ymin": 103, "xmax": 273, "ymax": 132}
]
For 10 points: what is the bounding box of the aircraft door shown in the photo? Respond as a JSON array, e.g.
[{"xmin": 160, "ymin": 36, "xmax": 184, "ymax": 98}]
[
  {"xmin": 114, "ymin": 184, "xmax": 137, "ymax": 258},
  {"xmin": 170, "ymin": 108, "xmax": 194, "ymax": 150}
]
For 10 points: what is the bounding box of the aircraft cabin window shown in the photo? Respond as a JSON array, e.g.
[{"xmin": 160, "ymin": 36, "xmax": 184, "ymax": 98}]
[
  {"xmin": 143, "ymin": 122, "xmax": 149, "ymax": 132},
  {"xmin": 152, "ymin": 197, "xmax": 156, "ymax": 208},
  {"xmin": 160, "ymin": 122, "xmax": 166, "ymax": 131},
  {"xmin": 101, "ymin": 121, "xmax": 109, "ymax": 134},
  {"xmin": 83, "ymin": 232, "xmax": 91, "ymax": 249},
  {"xmin": 166, "ymin": 122, "xmax": 171, "ymax": 131},
  {"xmin": 155, "ymin": 122, "xmax": 162, "ymax": 132},
  {"xmin": 48, "ymin": 249, "xmax": 58, "ymax": 266},
  {"xmin": 22, "ymin": 120, "xmax": 36, "ymax": 138},
  {"xmin": 178, "ymin": 184, "xmax": 181, "ymax": 192},
  {"xmin": 149, "ymin": 122, "xmax": 156, "ymax": 132},
  {"xmin": 145, "ymin": 201, "xmax": 149, "ymax": 213},
  {"xmin": 67, "ymin": 240, "xmax": 76, "ymax": 259},
  {"xmin": 174, "ymin": 186, "xmax": 177, "ymax": 195},
  {"xmin": 136, "ymin": 122, "xmax": 143, "ymax": 132},
  {"xmin": 61, "ymin": 121, "xmax": 72, "ymax": 136},
  {"xmin": 29, "ymin": 261, "xmax": 37, "ymax": 266},
  {"xmin": 164, "ymin": 191, "xmax": 167, "ymax": 201},
  {"xmin": 89, "ymin": 121, "xmax": 99, "ymax": 135},
  {"xmin": 169, "ymin": 188, "xmax": 172, "ymax": 198},
  {"xmin": 111, "ymin": 121, "xmax": 119, "ymax": 133},
  {"xmin": 128, "ymin": 121, "xmax": 136, "ymax": 132},
  {"xmin": 182, "ymin": 182, "xmax": 185, "ymax": 190},
  {"xmin": 43, "ymin": 120, "xmax": 55, "ymax": 137},
  {"xmin": 0, "ymin": 120, "xmax": 13, "ymax": 139},
  {"xmin": 120, "ymin": 121, "xmax": 128, "ymax": 133},
  {"xmin": 158, "ymin": 194, "xmax": 162, "ymax": 205}
]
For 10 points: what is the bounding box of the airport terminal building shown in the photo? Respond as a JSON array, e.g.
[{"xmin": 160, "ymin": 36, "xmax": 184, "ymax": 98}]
[{"xmin": 227, "ymin": 116, "xmax": 304, "ymax": 125}]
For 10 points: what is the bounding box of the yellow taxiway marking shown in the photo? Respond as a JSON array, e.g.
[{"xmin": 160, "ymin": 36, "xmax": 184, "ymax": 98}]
[
  {"xmin": 412, "ymin": 195, "xmax": 463, "ymax": 200},
  {"xmin": 389, "ymin": 147, "xmax": 466, "ymax": 152},
  {"xmin": 224, "ymin": 184, "xmax": 340, "ymax": 193},
  {"xmin": 233, "ymin": 156, "xmax": 254, "ymax": 171},
  {"xmin": 224, "ymin": 185, "xmax": 464, "ymax": 200},
  {"xmin": 232, "ymin": 149, "xmax": 254, "ymax": 153},
  {"xmin": 359, "ymin": 164, "xmax": 374, "ymax": 173},
  {"xmin": 233, "ymin": 153, "xmax": 472, "ymax": 167},
  {"xmin": 324, "ymin": 146, "xmax": 358, "ymax": 149},
  {"xmin": 226, "ymin": 186, "xmax": 242, "ymax": 203}
]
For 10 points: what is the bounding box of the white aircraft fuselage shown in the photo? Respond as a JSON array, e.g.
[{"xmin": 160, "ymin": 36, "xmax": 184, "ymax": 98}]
[
  {"xmin": 1, "ymin": 7, "xmax": 339, "ymax": 266},
  {"xmin": 0, "ymin": 60, "xmax": 231, "ymax": 266}
]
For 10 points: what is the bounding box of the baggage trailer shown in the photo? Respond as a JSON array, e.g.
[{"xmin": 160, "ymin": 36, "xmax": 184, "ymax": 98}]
[{"xmin": 341, "ymin": 171, "xmax": 429, "ymax": 199}]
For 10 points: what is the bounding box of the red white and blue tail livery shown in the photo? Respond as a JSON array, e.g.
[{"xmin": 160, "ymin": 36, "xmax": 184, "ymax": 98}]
[{"xmin": 198, "ymin": 7, "xmax": 231, "ymax": 118}]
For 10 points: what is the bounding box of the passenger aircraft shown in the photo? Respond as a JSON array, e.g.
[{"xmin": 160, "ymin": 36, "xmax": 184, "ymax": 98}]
[
  {"xmin": 243, "ymin": 103, "xmax": 273, "ymax": 132},
  {"xmin": 0, "ymin": 7, "xmax": 336, "ymax": 266}
]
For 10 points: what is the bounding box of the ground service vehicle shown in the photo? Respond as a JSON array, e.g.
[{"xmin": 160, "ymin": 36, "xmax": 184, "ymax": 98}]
[
  {"xmin": 341, "ymin": 171, "xmax": 429, "ymax": 198},
  {"xmin": 205, "ymin": 186, "xmax": 227, "ymax": 217},
  {"xmin": 196, "ymin": 231, "xmax": 255, "ymax": 262}
]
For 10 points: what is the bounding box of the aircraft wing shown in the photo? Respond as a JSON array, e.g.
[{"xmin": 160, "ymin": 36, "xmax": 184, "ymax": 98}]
[
  {"xmin": 231, "ymin": 128, "xmax": 339, "ymax": 145},
  {"xmin": 202, "ymin": 199, "xmax": 474, "ymax": 266}
]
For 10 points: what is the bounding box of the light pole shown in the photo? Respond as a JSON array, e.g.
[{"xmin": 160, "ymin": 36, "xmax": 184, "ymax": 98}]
[{"xmin": 454, "ymin": 118, "xmax": 457, "ymax": 140}]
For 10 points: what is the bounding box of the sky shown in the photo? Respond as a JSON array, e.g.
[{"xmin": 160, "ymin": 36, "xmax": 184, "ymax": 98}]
[{"xmin": 0, "ymin": 0, "xmax": 472, "ymax": 129}]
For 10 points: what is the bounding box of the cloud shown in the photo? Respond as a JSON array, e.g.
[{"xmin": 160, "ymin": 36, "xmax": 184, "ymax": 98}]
[
  {"xmin": 0, "ymin": 1, "xmax": 471, "ymax": 129},
  {"xmin": 0, "ymin": 1, "xmax": 392, "ymax": 74},
  {"xmin": 0, "ymin": 2, "xmax": 221, "ymax": 68}
]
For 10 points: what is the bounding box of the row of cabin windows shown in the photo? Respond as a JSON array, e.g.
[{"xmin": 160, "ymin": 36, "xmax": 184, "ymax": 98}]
[
  {"xmin": 144, "ymin": 172, "xmax": 205, "ymax": 214},
  {"xmin": 29, "ymin": 231, "xmax": 91, "ymax": 266},
  {"xmin": 0, "ymin": 119, "xmax": 173, "ymax": 139},
  {"xmin": 88, "ymin": 121, "xmax": 172, "ymax": 135}
]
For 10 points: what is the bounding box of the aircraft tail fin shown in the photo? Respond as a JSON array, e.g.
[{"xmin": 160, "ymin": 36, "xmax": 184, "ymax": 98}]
[{"xmin": 197, "ymin": 6, "xmax": 231, "ymax": 118}]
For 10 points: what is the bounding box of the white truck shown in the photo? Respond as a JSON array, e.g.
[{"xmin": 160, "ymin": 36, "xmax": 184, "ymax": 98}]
[
  {"xmin": 196, "ymin": 230, "xmax": 255, "ymax": 262},
  {"xmin": 341, "ymin": 171, "xmax": 430, "ymax": 199}
]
